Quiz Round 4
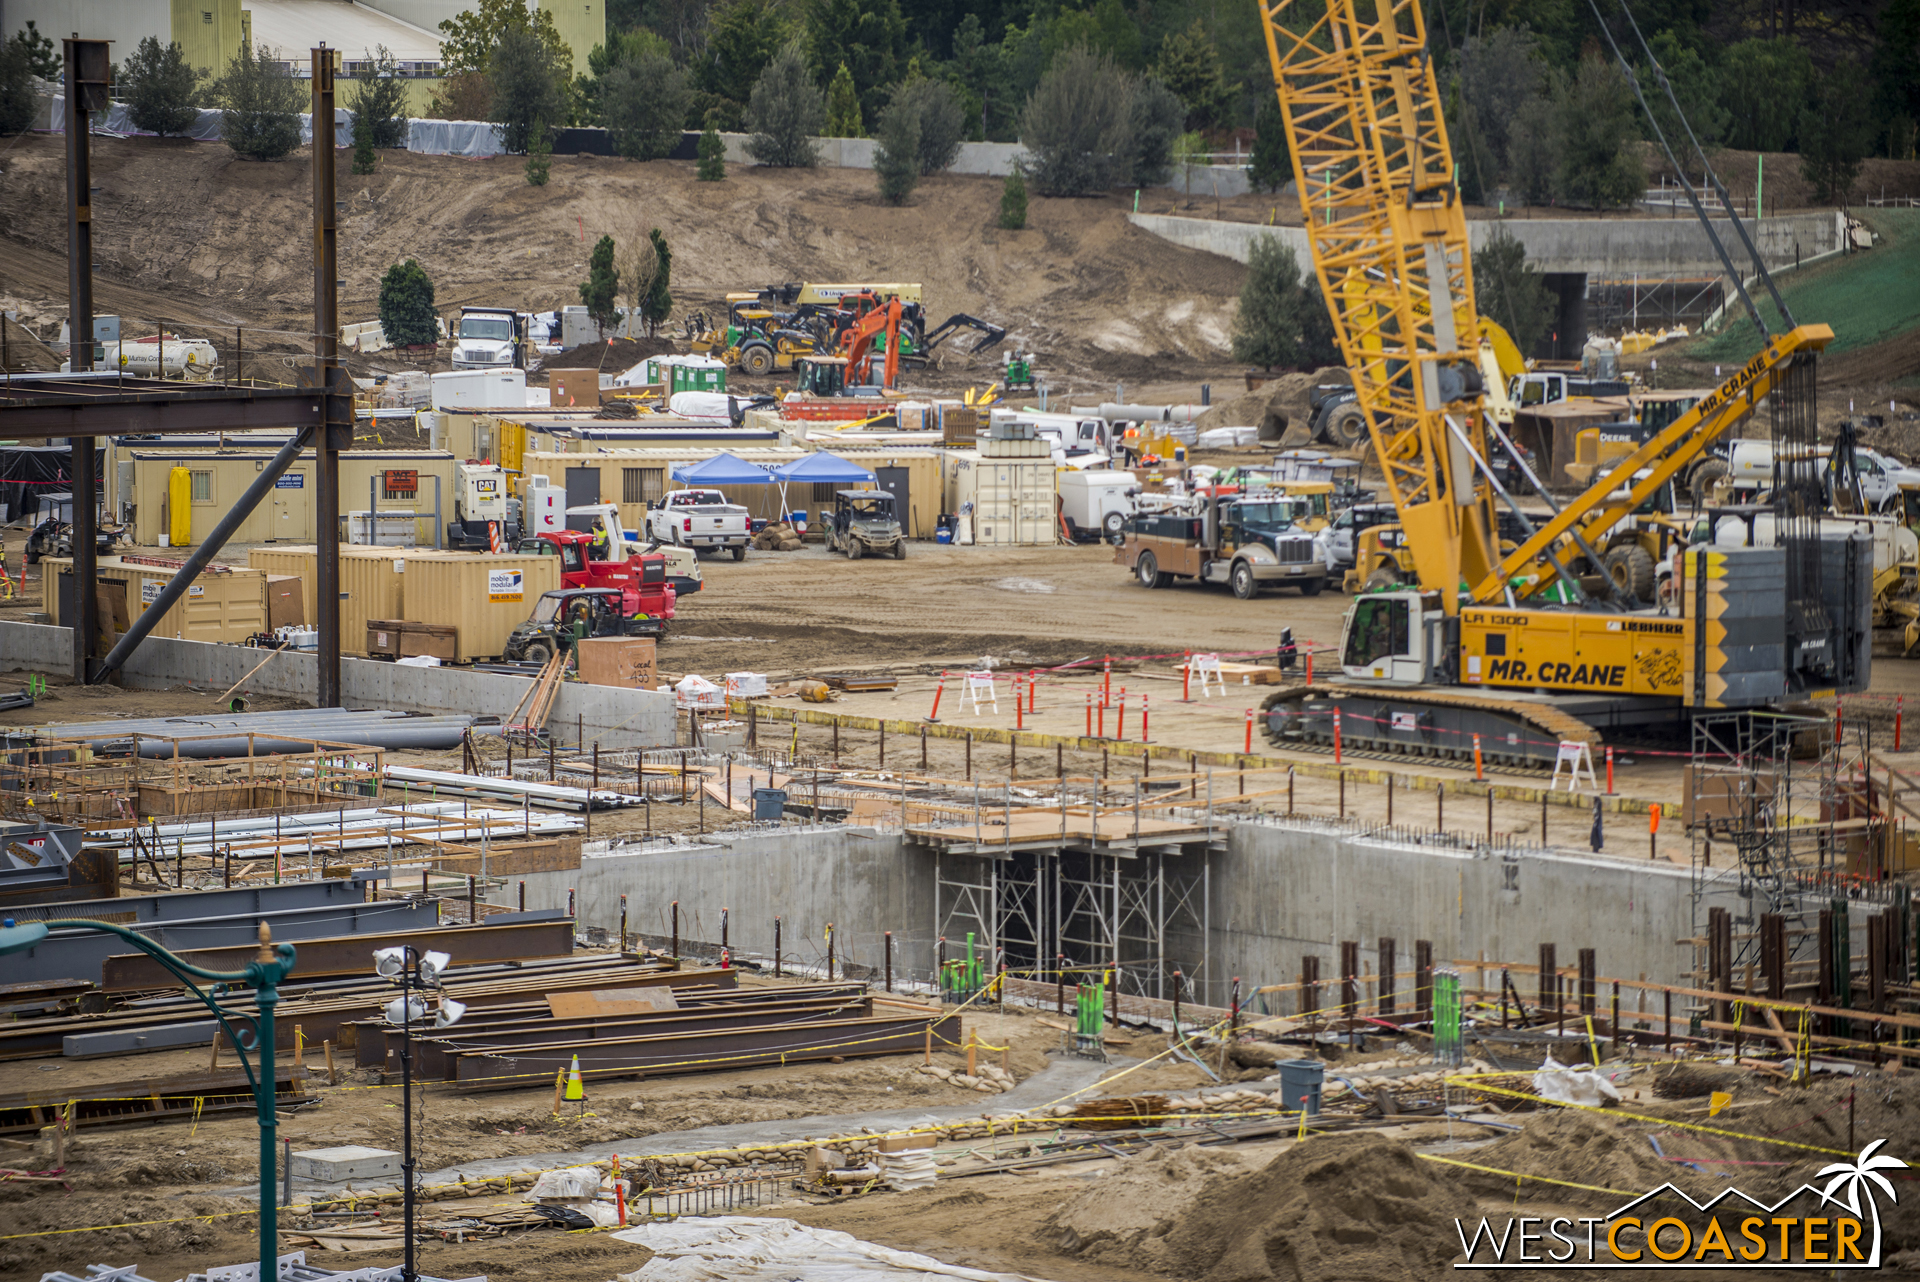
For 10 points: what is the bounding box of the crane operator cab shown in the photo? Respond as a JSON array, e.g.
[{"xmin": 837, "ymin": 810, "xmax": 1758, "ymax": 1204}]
[{"xmin": 1341, "ymin": 591, "xmax": 1450, "ymax": 685}]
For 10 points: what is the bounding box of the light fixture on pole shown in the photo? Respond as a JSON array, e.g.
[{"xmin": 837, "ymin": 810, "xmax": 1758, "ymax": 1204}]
[
  {"xmin": 0, "ymin": 916, "xmax": 295, "ymax": 1282},
  {"xmin": 375, "ymin": 944, "xmax": 462, "ymax": 1282}
]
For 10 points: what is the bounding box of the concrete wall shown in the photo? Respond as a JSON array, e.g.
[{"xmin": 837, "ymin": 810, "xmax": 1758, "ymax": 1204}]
[
  {"xmin": 511, "ymin": 816, "xmax": 1750, "ymax": 1004},
  {"xmin": 710, "ymin": 134, "xmax": 1254, "ymax": 193},
  {"xmin": 519, "ymin": 827, "xmax": 936, "ymax": 980},
  {"xmin": 1129, "ymin": 210, "xmax": 1843, "ymax": 280},
  {"xmin": 0, "ymin": 621, "xmax": 675, "ymax": 744}
]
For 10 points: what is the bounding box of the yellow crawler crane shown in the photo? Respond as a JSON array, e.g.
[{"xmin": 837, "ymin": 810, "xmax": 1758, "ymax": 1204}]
[{"xmin": 1252, "ymin": 0, "xmax": 1862, "ymax": 767}]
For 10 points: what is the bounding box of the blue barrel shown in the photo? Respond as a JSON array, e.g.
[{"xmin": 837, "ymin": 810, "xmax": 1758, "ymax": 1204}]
[
  {"xmin": 751, "ymin": 788, "xmax": 788, "ymax": 821},
  {"xmin": 1275, "ymin": 1059, "xmax": 1324, "ymax": 1115}
]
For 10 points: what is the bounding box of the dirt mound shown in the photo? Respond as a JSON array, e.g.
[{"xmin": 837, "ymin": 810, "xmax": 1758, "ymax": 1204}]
[
  {"xmin": 1194, "ymin": 367, "xmax": 1345, "ymax": 446},
  {"xmin": 1, "ymin": 313, "xmax": 58, "ymax": 371},
  {"xmin": 1046, "ymin": 1134, "xmax": 1460, "ymax": 1280},
  {"xmin": 536, "ymin": 334, "xmax": 677, "ymax": 375},
  {"xmin": 0, "ymin": 135, "xmax": 1250, "ymax": 391}
]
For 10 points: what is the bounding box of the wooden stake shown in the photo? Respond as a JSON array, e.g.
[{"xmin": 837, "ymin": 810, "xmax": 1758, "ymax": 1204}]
[
  {"xmin": 552, "ymin": 1067, "xmax": 566, "ymax": 1113},
  {"xmin": 924, "ymin": 1026, "xmax": 932, "ymax": 1066},
  {"xmin": 294, "ymin": 1024, "xmax": 305, "ymax": 1068},
  {"xmin": 966, "ymin": 1029, "xmax": 978, "ymax": 1077},
  {"xmin": 209, "ymin": 1028, "xmax": 222, "ymax": 1069},
  {"xmin": 323, "ymin": 1039, "xmax": 337, "ymax": 1085}
]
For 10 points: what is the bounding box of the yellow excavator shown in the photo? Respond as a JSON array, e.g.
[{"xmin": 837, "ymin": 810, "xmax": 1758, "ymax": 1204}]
[{"xmin": 1253, "ymin": 0, "xmax": 1868, "ymax": 766}]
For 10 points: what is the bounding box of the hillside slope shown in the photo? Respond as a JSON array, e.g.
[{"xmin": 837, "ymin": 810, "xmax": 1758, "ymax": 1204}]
[{"xmin": 0, "ymin": 135, "xmax": 1247, "ymax": 388}]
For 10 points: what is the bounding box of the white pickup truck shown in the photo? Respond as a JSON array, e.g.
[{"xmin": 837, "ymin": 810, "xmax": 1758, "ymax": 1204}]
[{"xmin": 646, "ymin": 488, "xmax": 752, "ymax": 559}]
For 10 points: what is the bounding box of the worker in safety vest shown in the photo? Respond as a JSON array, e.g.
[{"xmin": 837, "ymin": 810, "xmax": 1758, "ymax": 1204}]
[{"xmin": 589, "ymin": 518, "xmax": 611, "ymax": 561}]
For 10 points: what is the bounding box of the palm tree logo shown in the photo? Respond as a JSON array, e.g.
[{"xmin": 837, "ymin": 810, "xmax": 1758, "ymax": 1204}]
[{"xmin": 1817, "ymin": 1139, "xmax": 1909, "ymax": 1266}]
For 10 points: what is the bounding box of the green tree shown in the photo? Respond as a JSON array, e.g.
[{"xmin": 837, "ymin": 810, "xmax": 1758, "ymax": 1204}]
[
  {"xmin": 949, "ymin": 13, "xmax": 1004, "ymax": 139},
  {"xmin": 874, "ymin": 94, "xmax": 921, "ymax": 202},
  {"xmin": 1800, "ymin": 68, "xmax": 1872, "ymax": 204},
  {"xmin": 1231, "ymin": 235, "xmax": 1335, "ymax": 371},
  {"xmin": 582, "ymin": 29, "xmax": 670, "ymax": 120},
  {"xmin": 697, "ymin": 126, "xmax": 728, "ymax": 178},
  {"xmin": 601, "ymin": 50, "xmax": 691, "ymax": 158},
  {"xmin": 378, "ymin": 260, "xmax": 438, "ymax": 347},
  {"xmin": 581, "ymin": 234, "xmax": 621, "ymax": 331},
  {"xmin": 1155, "ymin": 20, "xmax": 1230, "ymax": 130},
  {"xmin": 1130, "ymin": 76, "xmax": 1184, "ymax": 187},
  {"xmin": 1049, "ymin": 0, "xmax": 1142, "ymax": 71},
  {"xmin": 351, "ymin": 112, "xmax": 377, "ymax": 173},
  {"xmin": 642, "ymin": 228, "xmax": 673, "ymax": 334},
  {"xmin": 805, "ymin": 0, "xmax": 908, "ymax": 126},
  {"xmin": 1472, "ymin": 229, "xmax": 1553, "ymax": 357},
  {"xmin": 0, "ymin": 33, "xmax": 34, "ymax": 136},
  {"xmin": 1021, "ymin": 46, "xmax": 1135, "ymax": 196},
  {"xmin": 525, "ymin": 116, "xmax": 552, "ymax": 183},
  {"xmin": 491, "ymin": 26, "xmax": 569, "ymax": 154},
  {"xmin": 438, "ymin": 0, "xmax": 572, "ymax": 79},
  {"xmin": 427, "ymin": 71, "xmax": 493, "ymax": 122},
  {"xmin": 887, "ymin": 75, "xmax": 964, "ymax": 173},
  {"xmin": 122, "ymin": 37, "xmax": 202, "ymax": 138},
  {"xmin": 1553, "ymin": 55, "xmax": 1644, "ymax": 208},
  {"xmin": 1719, "ymin": 38, "xmax": 1812, "ymax": 153},
  {"xmin": 1173, "ymin": 130, "xmax": 1208, "ymax": 195},
  {"xmin": 1873, "ymin": 0, "xmax": 1920, "ymax": 156},
  {"xmin": 824, "ymin": 62, "xmax": 863, "ymax": 136},
  {"xmin": 998, "ymin": 164, "xmax": 1028, "ymax": 228},
  {"xmin": 1636, "ymin": 31, "xmax": 1726, "ymax": 153},
  {"xmin": 346, "ymin": 45, "xmax": 412, "ymax": 147},
  {"xmin": 1448, "ymin": 26, "xmax": 1546, "ymax": 189},
  {"xmin": 697, "ymin": 0, "xmax": 787, "ymax": 111},
  {"xmin": 745, "ymin": 42, "xmax": 824, "ymax": 166},
  {"xmin": 210, "ymin": 43, "xmax": 304, "ymax": 161},
  {"xmin": 1507, "ymin": 89, "xmax": 1560, "ymax": 204},
  {"xmin": 1249, "ymin": 98, "xmax": 1291, "ymax": 193},
  {"xmin": 14, "ymin": 21, "xmax": 57, "ymax": 80}
]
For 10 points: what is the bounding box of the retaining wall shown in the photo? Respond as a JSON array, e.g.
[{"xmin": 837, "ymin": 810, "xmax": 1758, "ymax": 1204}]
[
  {"xmin": 0, "ymin": 621, "xmax": 675, "ymax": 745},
  {"xmin": 518, "ymin": 818, "xmax": 1747, "ymax": 1005},
  {"xmin": 1130, "ymin": 210, "xmax": 1843, "ymax": 279}
]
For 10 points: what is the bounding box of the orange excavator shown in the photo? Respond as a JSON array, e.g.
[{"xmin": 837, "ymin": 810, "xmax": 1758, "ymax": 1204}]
[{"xmin": 841, "ymin": 295, "xmax": 903, "ymax": 390}]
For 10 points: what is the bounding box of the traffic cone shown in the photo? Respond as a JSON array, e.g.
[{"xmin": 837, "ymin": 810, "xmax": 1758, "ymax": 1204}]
[{"xmin": 564, "ymin": 1054, "xmax": 585, "ymax": 1102}]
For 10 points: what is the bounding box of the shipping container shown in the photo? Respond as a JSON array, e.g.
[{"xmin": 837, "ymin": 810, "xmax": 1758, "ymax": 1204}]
[
  {"xmin": 41, "ymin": 556, "xmax": 267, "ymax": 643},
  {"xmin": 943, "ymin": 449, "xmax": 1058, "ymax": 545},
  {"xmin": 401, "ymin": 551, "xmax": 561, "ymax": 662},
  {"xmin": 245, "ymin": 547, "xmax": 409, "ymax": 657}
]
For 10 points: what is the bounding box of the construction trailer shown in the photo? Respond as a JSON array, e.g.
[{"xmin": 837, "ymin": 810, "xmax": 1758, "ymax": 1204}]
[
  {"xmin": 118, "ymin": 448, "xmax": 458, "ymax": 547},
  {"xmin": 41, "ymin": 555, "xmax": 269, "ymax": 645}
]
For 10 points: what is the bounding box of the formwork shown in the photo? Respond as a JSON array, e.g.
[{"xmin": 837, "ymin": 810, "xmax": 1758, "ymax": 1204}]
[
  {"xmin": 245, "ymin": 547, "xmax": 410, "ymax": 656},
  {"xmin": 40, "ymin": 556, "xmax": 266, "ymax": 643}
]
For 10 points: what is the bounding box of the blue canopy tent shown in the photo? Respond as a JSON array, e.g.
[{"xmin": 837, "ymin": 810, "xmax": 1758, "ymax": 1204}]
[
  {"xmin": 669, "ymin": 452, "xmax": 777, "ymax": 486},
  {"xmin": 768, "ymin": 452, "xmax": 878, "ymax": 527}
]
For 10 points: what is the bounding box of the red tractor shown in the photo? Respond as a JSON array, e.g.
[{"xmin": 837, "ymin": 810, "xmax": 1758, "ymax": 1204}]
[{"xmin": 517, "ymin": 508, "xmax": 677, "ymax": 624}]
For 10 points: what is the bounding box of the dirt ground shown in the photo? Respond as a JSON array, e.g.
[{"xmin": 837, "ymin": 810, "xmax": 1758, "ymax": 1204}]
[{"xmin": 0, "ymin": 134, "xmax": 1248, "ymax": 395}]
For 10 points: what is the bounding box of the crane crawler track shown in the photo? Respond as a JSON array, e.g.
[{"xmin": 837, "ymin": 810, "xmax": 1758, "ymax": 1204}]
[{"xmin": 1259, "ymin": 683, "xmax": 1599, "ymax": 771}]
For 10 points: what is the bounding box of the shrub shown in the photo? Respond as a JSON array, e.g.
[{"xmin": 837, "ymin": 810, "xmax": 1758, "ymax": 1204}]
[
  {"xmin": 346, "ymin": 45, "xmax": 411, "ymax": 147},
  {"xmin": 1231, "ymin": 235, "xmax": 1337, "ymax": 370},
  {"xmin": 744, "ymin": 43, "xmax": 824, "ymax": 167},
  {"xmin": 580, "ymin": 235, "xmax": 620, "ymax": 331},
  {"xmin": 210, "ymin": 43, "xmax": 304, "ymax": 161},
  {"xmin": 1020, "ymin": 46, "xmax": 1134, "ymax": 196},
  {"xmin": 697, "ymin": 126, "xmax": 728, "ymax": 180},
  {"xmin": 491, "ymin": 26, "xmax": 568, "ymax": 154},
  {"xmin": 998, "ymin": 165, "xmax": 1028, "ymax": 229},
  {"xmin": 378, "ymin": 260, "xmax": 438, "ymax": 348},
  {"xmin": 874, "ymin": 99, "xmax": 920, "ymax": 202},
  {"xmin": 601, "ymin": 51, "xmax": 691, "ymax": 160},
  {"xmin": 123, "ymin": 37, "xmax": 202, "ymax": 138}
]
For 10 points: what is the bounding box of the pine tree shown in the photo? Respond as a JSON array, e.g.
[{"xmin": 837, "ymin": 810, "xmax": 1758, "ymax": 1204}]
[
  {"xmin": 1249, "ymin": 99, "xmax": 1290, "ymax": 193},
  {"xmin": 874, "ymin": 99, "xmax": 920, "ymax": 202},
  {"xmin": 1800, "ymin": 68, "xmax": 1872, "ymax": 204},
  {"xmin": 824, "ymin": 62, "xmax": 863, "ymax": 137},
  {"xmin": 580, "ymin": 235, "xmax": 621, "ymax": 332},
  {"xmin": 123, "ymin": 37, "xmax": 202, "ymax": 138},
  {"xmin": 525, "ymin": 117, "xmax": 552, "ymax": 184},
  {"xmin": 378, "ymin": 260, "xmax": 438, "ymax": 348},
  {"xmin": 744, "ymin": 43, "xmax": 824, "ymax": 167},
  {"xmin": 697, "ymin": 126, "xmax": 727, "ymax": 180},
  {"xmin": 352, "ymin": 111, "xmax": 377, "ymax": 174},
  {"xmin": 1231, "ymin": 235, "xmax": 1333, "ymax": 371},
  {"xmin": 346, "ymin": 45, "xmax": 412, "ymax": 148},
  {"xmin": 1472, "ymin": 230, "xmax": 1553, "ymax": 358},
  {"xmin": 210, "ymin": 42, "xmax": 305, "ymax": 161},
  {"xmin": 998, "ymin": 165, "xmax": 1028, "ymax": 229},
  {"xmin": 1155, "ymin": 20, "xmax": 1230, "ymax": 130},
  {"xmin": 641, "ymin": 229, "xmax": 673, "ymax": 335}
]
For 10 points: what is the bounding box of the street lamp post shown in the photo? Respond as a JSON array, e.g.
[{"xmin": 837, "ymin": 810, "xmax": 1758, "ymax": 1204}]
[
  {"xmin": 373, "ymin": 946, "xmax": 461, "ymax": 1282},
  {"xmin": 0, "ymin": 917, "xmax": 295, "ymax": 1282}
]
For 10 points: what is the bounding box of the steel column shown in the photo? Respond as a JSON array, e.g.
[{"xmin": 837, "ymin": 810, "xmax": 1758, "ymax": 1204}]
[
  {"xmin": 64, "ymin": 40, "xmax": 109, "ymax": 685},
  {"xmin": 312, "ymin": 48, "xmax": 342, "ymax": 707}
]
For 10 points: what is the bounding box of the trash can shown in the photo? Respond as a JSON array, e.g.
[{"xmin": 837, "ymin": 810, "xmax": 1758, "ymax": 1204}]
[
  {"xmin": 751, "ymin": 787, "xmax": 788, "ymax": 821},
  {"xmin": 1275, "ymin": 1059, "xmax": 1324, "ymax": 1116}
]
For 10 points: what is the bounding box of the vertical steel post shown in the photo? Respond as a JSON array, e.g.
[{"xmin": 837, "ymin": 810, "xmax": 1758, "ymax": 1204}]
[
  {"xmin": 312, "ymin": 47, "xmax": 342, "ymax": 706},
  {"xmin": 64, "ymin": 40, "xmax": 108, "ymax": 684}
]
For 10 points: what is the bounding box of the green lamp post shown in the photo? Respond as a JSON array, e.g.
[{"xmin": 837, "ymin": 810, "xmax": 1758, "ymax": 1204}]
[{"xmin": 0, "ymin": 917, "xmax": 296, "ymax": 1282}]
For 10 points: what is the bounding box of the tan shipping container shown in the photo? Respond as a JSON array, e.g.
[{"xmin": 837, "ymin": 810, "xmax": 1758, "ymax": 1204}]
[
  {"xmin": 41, "ymin": 556, "xmax": 267, "ymax": 643},
  {"xmin": 401, "ymin": 551, "xmax": 560, "ymax": 662},
  {"xmin": 245, "ymin": 547, "xmax": 409, "ymax": 657}
]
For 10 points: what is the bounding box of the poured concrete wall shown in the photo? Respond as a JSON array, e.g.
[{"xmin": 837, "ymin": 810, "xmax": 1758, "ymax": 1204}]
[
  {"xmin": 519, "ymin": 827, "xmax": 936, "ymax": 981},
  {"xmin": 519, "ymin": 818, "xmax": 1743, "ymax": 1004},
  {"xmin": 0, "ymin": 621, "xmax": 675, "ymax": 746},
  {"xmin": 1130, "ymin": 210, "xmax": 1842, "ymax": 278}
]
